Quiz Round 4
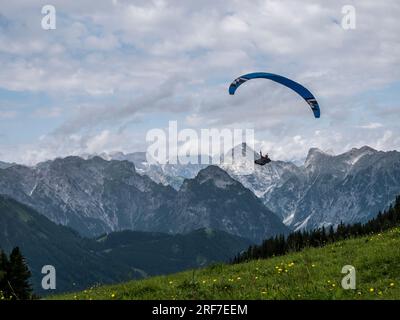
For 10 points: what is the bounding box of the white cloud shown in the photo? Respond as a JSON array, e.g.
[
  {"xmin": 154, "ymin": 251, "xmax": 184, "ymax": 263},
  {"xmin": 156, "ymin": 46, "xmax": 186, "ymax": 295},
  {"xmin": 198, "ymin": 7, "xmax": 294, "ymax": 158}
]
[
  {"xmin": 375, "ymin": 130, "xmax": 398, "ymax": 150},
  {"xmin": 0, "ymin": 0, "xmax": 399, "ymax": 164},
  {"xmin": 358, "ymin": 122, "xmax": 383, "ymax": 129}
]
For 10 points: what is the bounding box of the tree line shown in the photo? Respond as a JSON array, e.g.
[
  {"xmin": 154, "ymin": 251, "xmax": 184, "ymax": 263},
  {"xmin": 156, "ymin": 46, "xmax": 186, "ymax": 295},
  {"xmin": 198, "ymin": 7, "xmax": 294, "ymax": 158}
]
[
  {"xmin": 0, "ymin": 247, "xmax": 32, "ymax": 300},
  {"xmin": 233, "ymin": 195, "xmax": 400, "ymax": 264}
]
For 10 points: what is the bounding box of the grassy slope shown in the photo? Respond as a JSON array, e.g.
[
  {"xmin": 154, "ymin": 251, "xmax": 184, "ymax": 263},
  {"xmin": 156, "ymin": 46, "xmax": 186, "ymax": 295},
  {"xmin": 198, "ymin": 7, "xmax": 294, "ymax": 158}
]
[{"xmin": 52, "ymin": 227, "xmax": 400, "ymax": 300}]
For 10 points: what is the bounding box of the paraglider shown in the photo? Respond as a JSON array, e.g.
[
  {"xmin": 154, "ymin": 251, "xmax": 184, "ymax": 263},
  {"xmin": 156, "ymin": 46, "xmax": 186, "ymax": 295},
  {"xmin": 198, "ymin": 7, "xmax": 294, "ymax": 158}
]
[
  {"xmin": 228, "ymin": 72, "xmax": 320, "ymax": 166},
  {"xmin": 255, "ymin": 151, "xmax": 271, "ymax": 166}
]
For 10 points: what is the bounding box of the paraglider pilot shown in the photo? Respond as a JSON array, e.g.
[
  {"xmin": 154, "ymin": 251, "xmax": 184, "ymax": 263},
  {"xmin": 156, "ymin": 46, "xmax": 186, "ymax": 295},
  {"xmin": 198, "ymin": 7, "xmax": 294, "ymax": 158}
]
[{"xmin": 255, "ymin": 151, "xmax": 271, "ymax": 166}]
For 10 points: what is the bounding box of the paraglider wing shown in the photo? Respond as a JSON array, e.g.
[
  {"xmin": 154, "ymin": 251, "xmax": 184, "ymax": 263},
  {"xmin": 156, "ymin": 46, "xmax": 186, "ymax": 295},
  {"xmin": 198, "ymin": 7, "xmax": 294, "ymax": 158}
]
[{"xmin": 228, "ymin": 72, "xmax": 320, "ymax": 118}]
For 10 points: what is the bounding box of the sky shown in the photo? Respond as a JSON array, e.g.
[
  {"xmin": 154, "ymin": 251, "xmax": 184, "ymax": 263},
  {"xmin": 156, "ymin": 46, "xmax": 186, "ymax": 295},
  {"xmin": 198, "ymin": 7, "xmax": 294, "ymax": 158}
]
[{"xmin": 0, "ymin": 0, "xmax": 399, "ymax": 165}]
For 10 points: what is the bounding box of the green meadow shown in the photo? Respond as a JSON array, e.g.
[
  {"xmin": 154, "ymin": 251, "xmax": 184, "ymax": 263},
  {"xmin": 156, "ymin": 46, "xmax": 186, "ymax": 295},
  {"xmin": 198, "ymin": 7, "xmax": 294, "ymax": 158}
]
[{"xmin": 52, "ymin": 227, "xmax": 400, "ymax": 300}]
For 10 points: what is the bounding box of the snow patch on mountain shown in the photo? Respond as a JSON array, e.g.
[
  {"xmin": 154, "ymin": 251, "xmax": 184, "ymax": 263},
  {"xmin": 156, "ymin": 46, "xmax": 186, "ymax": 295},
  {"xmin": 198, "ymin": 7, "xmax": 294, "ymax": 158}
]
[{"xmin": 294, "ymin": 214, "xmax": 312, "ymax": 231}]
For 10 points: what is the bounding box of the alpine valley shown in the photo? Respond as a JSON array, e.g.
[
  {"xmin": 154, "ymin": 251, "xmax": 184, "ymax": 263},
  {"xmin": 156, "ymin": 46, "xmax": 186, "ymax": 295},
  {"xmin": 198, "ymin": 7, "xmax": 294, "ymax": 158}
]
[{"xmin": 0, "ymin": 195, "xmax": 252, "ymax": 294}]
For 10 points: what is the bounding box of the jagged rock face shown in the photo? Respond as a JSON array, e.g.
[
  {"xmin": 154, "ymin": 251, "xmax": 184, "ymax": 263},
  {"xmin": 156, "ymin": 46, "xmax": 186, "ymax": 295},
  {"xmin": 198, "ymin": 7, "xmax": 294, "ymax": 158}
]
[
  {"xmin": 291, "ymin": 147, "xmax": 400, "ymax": 230},
  {"xmin": 0, "ymin": 157, "xmax": 287, "ymax": 242},
  {"xmin": 101, "ymin": 151, "xmax": 209, "ymax": 190},
  {"xmin": 224, "ymin": 145, "xmax": 400, "ymax": 231},
  {"xmin": 160, "ymin": 166, "xmax": 289, "ymax": 243},
  {"xmin": 220, "ymin": 143, "xmax": 306, "ymax": 221},
  {"xmin": 0, "ymin": 156, "xmax": 176, "ymax": 237}
]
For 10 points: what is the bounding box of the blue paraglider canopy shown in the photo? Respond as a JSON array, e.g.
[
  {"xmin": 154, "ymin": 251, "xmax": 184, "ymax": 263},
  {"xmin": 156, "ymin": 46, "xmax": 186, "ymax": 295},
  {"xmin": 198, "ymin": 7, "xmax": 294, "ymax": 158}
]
[{"xmin": 228, "ymin": 72, "xmax": 320, "ymax": 118}]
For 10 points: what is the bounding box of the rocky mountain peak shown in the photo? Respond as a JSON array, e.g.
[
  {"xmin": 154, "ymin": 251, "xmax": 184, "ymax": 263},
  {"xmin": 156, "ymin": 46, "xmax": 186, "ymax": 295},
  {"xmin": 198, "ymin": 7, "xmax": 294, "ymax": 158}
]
[
  {"xmin": 0, "ymin": 160, "xmax": 14, "ymax": 169},
  {"xmin": 334, "ymin": 145, "xmax": 377, "ymax": 167},
  {"xmin": 304, "ymin": 147, "xmax": 331, "ymax": 168},
  {"xmin": 346, "ymin": 145, "xmax": 377, "ymax": 156},
  {"xmin": 222, "ymin": 142, "xmax": 258, "ymax": 162},
  {"xmin": 195, "ymin": 165, "xmax": 235, "ymax": 186}
]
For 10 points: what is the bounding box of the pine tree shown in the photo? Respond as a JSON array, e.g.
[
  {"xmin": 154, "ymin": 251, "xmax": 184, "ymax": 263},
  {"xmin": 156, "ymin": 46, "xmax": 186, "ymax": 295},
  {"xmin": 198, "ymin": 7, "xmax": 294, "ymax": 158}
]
[
  {"xmin": 233, "ymin": 193, "xmax": 400, "ymax": 264},
  {"xmin": 0, "ymin": 249, "xmax": 9, "ymax": 299},
  {"xmin": 7, "ymin": 247, "xmax": 32, "ymax": 300}
]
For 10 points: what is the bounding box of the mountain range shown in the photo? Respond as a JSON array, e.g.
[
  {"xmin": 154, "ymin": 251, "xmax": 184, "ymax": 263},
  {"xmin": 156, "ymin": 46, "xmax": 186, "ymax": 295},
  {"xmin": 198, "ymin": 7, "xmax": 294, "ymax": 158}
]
[
  {"xmin": 223, "ymin": 145, "xmax": 400, "ymax": 230},
  {"xmin": 99, "ymin": 151, "xmax": 208, "ymax": 190},
  {"xmin": 0, "ymin": 156, "xmax": 287, "ymax": 242},
  {"xmin": 97, "ymin": 144, "xmax": 400, "ymax": 231},
  {"xmin": 0, "ymin": 145, "xmax": 398, "ymax": 239}
]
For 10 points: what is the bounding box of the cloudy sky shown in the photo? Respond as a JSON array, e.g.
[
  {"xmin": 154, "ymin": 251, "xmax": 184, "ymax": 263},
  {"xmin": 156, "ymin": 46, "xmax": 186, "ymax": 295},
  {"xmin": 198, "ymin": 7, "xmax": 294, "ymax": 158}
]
[{"xmin": 0, "ymin": 0, "xmax": 399, "ymax": 165}]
